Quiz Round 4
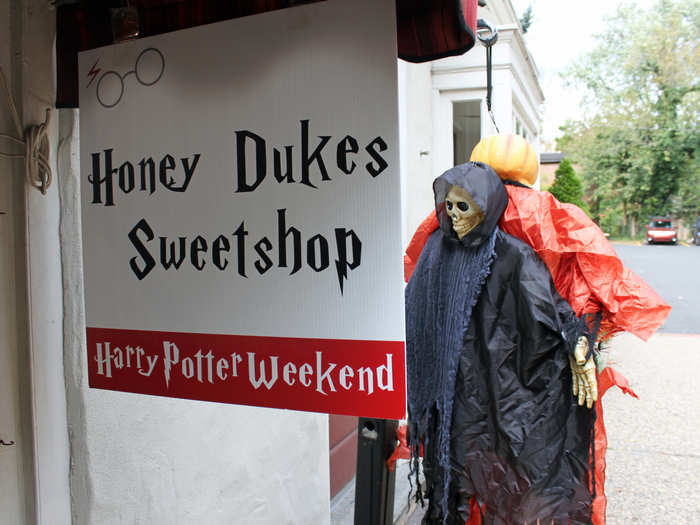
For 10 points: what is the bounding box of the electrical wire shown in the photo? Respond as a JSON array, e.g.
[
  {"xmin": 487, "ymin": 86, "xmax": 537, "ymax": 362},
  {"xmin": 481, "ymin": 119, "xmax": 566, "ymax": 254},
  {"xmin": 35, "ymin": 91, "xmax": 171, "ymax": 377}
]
[{"xmin": 0, "ymin": 67, "xmax": 52, "ymax": 194}]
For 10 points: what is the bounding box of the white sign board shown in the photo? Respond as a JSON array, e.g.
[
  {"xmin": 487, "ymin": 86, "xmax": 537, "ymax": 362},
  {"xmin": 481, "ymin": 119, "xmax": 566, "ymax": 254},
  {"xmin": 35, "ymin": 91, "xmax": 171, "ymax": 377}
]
[{"xmin": 79, "ymin": 0, "xmax": 405, "ymax": 417}]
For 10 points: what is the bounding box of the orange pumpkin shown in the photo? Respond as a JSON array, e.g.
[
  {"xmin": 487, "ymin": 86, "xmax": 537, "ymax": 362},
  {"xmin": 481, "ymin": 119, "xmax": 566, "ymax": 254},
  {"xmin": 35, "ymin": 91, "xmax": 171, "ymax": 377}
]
[{"xmin": 469, "ymin": 134, "xmax": 538, "ymax": 186}]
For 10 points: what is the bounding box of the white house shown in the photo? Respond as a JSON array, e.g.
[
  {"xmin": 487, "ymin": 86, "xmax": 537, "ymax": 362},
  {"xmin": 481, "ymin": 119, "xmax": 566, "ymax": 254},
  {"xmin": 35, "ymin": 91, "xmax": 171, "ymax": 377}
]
[{"xmin": 398, "ymin": 0, "xmax": 544, "ymax": 244}]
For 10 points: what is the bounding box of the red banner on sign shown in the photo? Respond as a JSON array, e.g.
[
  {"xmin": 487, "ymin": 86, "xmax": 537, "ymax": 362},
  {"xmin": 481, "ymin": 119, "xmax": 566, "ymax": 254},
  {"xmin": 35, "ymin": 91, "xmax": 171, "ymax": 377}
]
[{"xmin": 87, "ymin": 327, "xmax": 406, "ymax": 419}]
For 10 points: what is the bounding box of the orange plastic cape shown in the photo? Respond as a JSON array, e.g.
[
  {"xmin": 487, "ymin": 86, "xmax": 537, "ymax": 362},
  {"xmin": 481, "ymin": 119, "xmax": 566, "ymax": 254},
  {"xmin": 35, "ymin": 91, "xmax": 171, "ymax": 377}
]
[
  {"xmin": 404, "ymin": 185, "xmax": 671, "ymax": 341},
  {"xmin": 398, "ymin": 185, "xmax": 670, "ymax": 525}
]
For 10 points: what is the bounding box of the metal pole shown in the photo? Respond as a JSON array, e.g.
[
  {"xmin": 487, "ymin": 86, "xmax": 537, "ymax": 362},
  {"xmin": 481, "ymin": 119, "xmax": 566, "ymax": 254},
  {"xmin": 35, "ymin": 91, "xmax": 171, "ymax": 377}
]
[{"xmin": 353, "ymin": 418, "xmax": 398, "ymax": 525}]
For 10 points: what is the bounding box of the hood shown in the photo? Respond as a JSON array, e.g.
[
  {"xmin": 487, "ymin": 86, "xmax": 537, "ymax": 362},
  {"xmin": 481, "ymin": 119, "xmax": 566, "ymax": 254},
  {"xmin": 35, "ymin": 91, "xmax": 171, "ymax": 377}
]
[{"xmin": 433, "ymin": 162, "xmax": 508, "ymax": 247}]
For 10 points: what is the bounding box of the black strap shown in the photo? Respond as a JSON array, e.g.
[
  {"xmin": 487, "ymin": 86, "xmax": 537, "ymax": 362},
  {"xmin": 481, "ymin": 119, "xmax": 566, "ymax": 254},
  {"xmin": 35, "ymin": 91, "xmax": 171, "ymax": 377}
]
[{"xmin": 477, "ymin": 18, "xmax": 499, "ymax": 132}]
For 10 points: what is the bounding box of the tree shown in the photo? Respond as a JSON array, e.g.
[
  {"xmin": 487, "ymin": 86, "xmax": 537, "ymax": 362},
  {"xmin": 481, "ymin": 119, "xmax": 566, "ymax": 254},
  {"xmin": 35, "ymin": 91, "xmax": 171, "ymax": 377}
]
[
  {"xmin": 548, "ymin": 158, "xmax": 589, "ymax": 213},
  {"xmin": 559, "ymin": 0, "xmax": 700, "ymax": 235},
  {"xmin": 520, "ymin": 5, "xmax": 533, "ymax": 34}
]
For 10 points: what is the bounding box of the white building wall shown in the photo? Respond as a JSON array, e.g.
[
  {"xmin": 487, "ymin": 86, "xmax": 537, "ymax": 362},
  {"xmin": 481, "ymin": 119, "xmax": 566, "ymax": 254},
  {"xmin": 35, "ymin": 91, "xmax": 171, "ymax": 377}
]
[
  {"xmin": 4, "ymin": 3, "xmax": 332, "ymax": 524},
  {"xmin": 1, "ymin": 1, "xmax": 71, "ymax": 523},
  {"xmin": 0, "ymin": 3, "xmax": 36, "ymax": 523},
  {"xmin": 499, "ymin": 26, "xmax": 543, "ymax": 140},
  {"xmin": 398, "ymin": 61, "xmax": 435, "ymax": 245},
  {"xmin": 399, "ymin": 0, "xmax": 545, "ymax": 239}
]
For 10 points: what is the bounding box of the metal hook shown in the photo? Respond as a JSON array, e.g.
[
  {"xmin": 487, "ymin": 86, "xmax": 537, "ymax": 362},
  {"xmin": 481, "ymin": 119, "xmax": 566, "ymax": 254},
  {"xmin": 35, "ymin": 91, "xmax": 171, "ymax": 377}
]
[
  {"xmin": 476, "ymin": 19, "xmax": 500, "ymax": 133},
  {"xmin": 476, "ymin": 19, "xmax": 499, "ymax": 47},
  {"xmin": 1, "ymin": 439, "xmax": 16, "ymax": 446}
]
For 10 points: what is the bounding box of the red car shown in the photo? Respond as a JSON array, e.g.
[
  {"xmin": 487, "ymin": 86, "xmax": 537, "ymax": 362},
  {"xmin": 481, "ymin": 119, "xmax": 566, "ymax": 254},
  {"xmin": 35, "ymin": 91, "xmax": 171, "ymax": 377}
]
[{"xmin": 646, "ymin": 217, "xmax": 678, "ymax": 244}]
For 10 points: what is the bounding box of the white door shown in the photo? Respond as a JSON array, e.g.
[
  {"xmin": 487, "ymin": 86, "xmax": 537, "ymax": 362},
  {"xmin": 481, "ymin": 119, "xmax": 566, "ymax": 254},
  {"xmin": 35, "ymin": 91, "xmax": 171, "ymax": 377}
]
[{"xmin": 0, "ymin": 159, "xmax": 33, "ymax": 524}]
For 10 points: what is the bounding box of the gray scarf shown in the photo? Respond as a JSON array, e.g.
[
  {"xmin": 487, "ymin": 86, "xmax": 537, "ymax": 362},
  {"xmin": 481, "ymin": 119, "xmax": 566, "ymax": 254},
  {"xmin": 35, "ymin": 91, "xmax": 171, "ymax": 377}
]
[{"xmin": 405, "ymin": 226, "xmax": 498, "ymax": 522}]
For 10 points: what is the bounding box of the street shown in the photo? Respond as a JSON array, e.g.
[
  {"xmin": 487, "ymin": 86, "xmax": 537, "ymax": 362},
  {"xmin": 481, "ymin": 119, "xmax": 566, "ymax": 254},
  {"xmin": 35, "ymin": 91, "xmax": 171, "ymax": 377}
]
[
  {"xmin": 613, "ymin": 243, "xmax": 700, "ymax": 334},
  {"xmin": 402, "ymin": 242, "xmax": 699, "ymax": 525}
]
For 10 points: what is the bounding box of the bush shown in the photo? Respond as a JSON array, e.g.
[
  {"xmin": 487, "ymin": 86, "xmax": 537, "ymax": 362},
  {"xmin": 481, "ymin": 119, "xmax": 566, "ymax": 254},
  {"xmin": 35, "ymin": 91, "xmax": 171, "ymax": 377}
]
[{"xmin": 548, "ymin": 158, "xmax": 589, "ymax": 213}]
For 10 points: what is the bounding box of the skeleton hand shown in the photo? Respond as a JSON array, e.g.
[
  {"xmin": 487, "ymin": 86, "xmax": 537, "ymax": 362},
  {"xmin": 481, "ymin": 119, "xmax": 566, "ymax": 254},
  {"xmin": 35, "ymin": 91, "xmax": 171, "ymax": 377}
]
[{"xmin": 569, "ymin": 336, "xmax": 598, "ymax": 409}]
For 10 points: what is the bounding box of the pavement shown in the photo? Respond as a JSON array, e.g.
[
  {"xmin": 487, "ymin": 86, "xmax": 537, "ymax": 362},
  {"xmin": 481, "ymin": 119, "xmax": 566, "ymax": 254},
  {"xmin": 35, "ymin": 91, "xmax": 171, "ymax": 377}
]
[
  {"xmin": 330, "ymin": 458, "xmax": 415, "ymax": 525},
  {"xmin": 603, "ymin": 332, "xmax": 700, "ymax": 525}
]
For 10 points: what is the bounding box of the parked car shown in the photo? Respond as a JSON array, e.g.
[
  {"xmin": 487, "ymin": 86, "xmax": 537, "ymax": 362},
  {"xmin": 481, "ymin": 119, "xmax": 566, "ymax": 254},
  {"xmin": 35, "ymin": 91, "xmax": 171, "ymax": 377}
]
[
  {"xmin": 694, "ymin": 217, "xmax": 700, "ymax": 246},
  {"xmin": 646, "ymin": 217, "xmax": 678, "ymax": 245}
]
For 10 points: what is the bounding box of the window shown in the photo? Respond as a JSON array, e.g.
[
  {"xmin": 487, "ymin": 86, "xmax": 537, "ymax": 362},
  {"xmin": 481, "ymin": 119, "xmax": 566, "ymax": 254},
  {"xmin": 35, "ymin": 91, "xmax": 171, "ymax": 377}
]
[{"xmin": 514, "ymin": 117, "xmax": 528, "ymax": 141}]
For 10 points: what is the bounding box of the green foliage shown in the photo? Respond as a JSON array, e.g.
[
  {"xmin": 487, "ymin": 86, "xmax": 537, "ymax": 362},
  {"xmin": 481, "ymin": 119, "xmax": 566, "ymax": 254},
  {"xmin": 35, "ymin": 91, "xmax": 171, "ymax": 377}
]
[
  {"xmin": 548, "ymin": 159, "xmax": 589, "ymax": 213},
  {"xmin": 559, "ymin": 0, "xmax": 700, "ymax": 234},
  {"xmin": 520, "ymin": 5, "xmax": 533, "ymax": 34}
]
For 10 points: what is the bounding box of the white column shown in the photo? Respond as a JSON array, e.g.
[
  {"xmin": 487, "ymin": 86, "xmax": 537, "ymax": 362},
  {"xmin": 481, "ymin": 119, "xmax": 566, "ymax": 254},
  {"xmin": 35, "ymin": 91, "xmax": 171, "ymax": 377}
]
[{"xmin": 19, "ymin": 1, "xmax": 71, "ymax": 523}]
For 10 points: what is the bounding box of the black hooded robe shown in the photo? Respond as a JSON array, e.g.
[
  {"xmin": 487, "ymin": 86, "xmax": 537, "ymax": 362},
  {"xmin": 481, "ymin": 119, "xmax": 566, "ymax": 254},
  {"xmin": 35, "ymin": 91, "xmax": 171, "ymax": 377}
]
[{"xmin": 406, "ymin": 163, "xmax": 593, "ymax": 525}]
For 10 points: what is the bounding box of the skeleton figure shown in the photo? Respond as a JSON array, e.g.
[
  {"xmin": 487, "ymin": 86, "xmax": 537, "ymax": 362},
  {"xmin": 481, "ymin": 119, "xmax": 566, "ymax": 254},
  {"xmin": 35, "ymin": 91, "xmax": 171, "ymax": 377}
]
[
  {"xmin": 404, "ymin": 148, "xmax": 670, "ymax": 525},
  {"xmin": 406, "ymin": 163, "xmax": 595, "ymax": 525},
  {"xmin": 444, "ymin": 184, "xmax": 598, "ymax": 408}
]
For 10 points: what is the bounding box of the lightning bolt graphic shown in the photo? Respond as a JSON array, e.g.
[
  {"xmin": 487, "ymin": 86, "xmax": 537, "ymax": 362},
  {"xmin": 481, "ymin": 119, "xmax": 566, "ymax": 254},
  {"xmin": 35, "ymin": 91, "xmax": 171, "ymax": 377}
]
[{"xmin": 87, "ymin": 60, "xmax": 101, "ymax": 88}]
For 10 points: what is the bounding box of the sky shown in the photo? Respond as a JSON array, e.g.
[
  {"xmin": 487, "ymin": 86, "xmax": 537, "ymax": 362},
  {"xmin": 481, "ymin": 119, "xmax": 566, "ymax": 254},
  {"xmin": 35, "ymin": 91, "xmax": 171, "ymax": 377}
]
[{"xmin": 509, "ymin": 0, "xmax": 657, "ymax": 145}]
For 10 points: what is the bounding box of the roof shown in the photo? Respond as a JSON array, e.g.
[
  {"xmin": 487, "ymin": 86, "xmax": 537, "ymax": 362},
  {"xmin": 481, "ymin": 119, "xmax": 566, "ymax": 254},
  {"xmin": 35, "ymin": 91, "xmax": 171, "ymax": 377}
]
[{"xmin": 540, "ymin": 152, "xmax": 564, "ymax": 164}]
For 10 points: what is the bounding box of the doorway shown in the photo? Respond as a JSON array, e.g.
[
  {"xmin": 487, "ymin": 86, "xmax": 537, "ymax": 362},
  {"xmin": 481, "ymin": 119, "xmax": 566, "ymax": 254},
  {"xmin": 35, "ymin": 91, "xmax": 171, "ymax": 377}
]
[{"xmin": 453, "ymin": 100, "xmax": 481, "ymax": 166}]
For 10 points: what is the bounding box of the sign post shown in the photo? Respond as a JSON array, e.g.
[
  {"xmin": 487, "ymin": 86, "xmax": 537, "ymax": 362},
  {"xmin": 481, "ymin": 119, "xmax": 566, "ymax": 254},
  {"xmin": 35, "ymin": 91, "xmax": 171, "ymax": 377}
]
[{"xmin": 354, "ymin": 418, "xmax": 399, "ymax": 525}]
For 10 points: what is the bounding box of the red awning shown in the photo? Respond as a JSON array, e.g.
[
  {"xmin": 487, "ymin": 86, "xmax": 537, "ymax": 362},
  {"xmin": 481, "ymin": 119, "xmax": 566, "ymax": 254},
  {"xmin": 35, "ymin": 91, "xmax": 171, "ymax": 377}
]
[
  {"xmin": 397, "ymin": 0, "xmax": 477, "ymax": 63},
  {"xmin": 56, "ymin": 0, "xmax": 477, "ymax": 107}
]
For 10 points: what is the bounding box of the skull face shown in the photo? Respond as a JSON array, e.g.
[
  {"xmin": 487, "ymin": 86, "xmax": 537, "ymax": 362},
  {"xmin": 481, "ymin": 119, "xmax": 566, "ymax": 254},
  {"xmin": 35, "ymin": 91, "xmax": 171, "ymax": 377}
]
[{"xmin": 445, "ymin": 185, "xmax": 485, "ymax": 239}]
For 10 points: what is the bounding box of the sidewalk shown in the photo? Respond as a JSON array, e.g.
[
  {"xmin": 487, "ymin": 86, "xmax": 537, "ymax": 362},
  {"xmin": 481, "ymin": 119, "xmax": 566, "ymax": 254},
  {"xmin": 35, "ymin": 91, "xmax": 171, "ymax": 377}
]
[
  {"xmin": 603, "ymin": 333, "xmax": 700, "ymax": 524},
  {"xmin": 330, "ymin": 459, "xmax": 419, "ymax": 525}
]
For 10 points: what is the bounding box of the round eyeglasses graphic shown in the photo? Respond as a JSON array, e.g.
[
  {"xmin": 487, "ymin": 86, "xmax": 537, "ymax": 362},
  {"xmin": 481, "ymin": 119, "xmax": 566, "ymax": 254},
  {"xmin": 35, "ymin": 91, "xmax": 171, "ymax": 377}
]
[{"xmin": 95, "ymin": 48, "xmax": 165, "ymax": 109}]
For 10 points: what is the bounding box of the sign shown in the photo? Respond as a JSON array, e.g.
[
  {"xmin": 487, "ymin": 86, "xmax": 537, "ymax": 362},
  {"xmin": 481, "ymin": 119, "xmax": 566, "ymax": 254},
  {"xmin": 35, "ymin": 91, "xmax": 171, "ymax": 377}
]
[{"xmin": 79, "ymin": 0, "xmax": 405, "ymax": 418}]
